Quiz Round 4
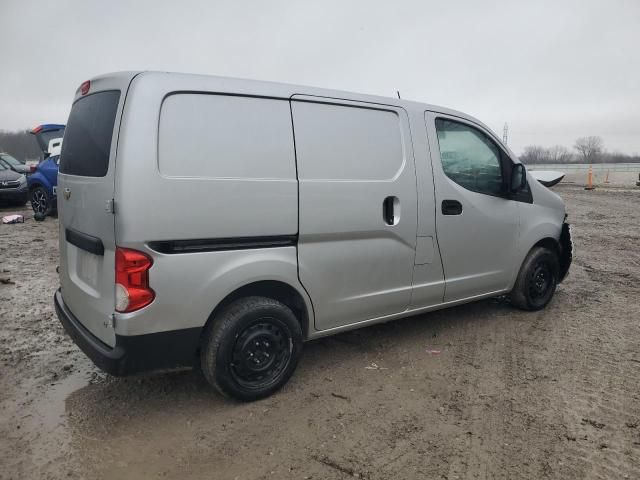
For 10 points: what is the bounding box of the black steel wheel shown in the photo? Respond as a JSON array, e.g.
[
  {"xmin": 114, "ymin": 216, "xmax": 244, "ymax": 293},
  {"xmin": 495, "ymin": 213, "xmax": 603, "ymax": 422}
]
[
  {"xmin": 528, "ymin": 261, "xmax": 552, "ymax": 301},
  {"xmin": 230, "ymin": 320, "xmax": 292, "ymax": 390},
  {"xmin": 200, "ymin": 296, "xmax": 303, "ymax": 401},
  {"xmin": 510, "ymin": 247, "xmax": 559, "ymax": 311}
]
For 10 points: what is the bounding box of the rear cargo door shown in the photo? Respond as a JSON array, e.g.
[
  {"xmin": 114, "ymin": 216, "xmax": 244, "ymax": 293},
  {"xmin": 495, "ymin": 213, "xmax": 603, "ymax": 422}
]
[{"xmin": 58, "ymin": 77, "xmax": 131, "ymax": 347}]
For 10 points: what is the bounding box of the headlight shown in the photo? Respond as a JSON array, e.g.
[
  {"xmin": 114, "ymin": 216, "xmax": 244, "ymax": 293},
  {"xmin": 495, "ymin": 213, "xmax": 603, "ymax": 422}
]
[{"xmin": 18, "ymin": 174, "xmax": 27, "ymax": 186}]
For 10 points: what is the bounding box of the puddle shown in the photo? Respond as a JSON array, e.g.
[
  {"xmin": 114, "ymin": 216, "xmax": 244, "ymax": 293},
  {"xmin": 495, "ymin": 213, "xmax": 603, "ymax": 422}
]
[{"xmin": 6, "ymin": 364, "xmax": 96, "ymax": 473}]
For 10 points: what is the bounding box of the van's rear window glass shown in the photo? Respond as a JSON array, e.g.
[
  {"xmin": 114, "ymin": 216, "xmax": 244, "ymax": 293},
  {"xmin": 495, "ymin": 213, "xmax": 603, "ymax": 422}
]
[
  {"xmin": 60, "ymin": 90, "xmax": 120, "ymax": 177},
  {"xmin": 158, "ymin": 94, "xmax": 296, "ymax": 180}
]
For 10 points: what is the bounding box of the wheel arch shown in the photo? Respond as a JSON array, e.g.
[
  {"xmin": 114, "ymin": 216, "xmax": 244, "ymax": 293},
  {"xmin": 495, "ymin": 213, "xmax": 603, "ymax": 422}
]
[
  {"xmin": 28, "ymin": 179, "xmax": 45, "ymax": 191},
  {"xmin": 531, "ymin": 237, "xmax": 560, "ymax": 257},
  {"xmin": 202, "ymin": 280, "xmax": 312, "ymax": 341},
  {"xmin": 511, "ymin": 233, "xmax": 562, "ymax": 290},
  {"xmin": 28, "ymin": 174, "xmax": 52, "ymax": 192}
]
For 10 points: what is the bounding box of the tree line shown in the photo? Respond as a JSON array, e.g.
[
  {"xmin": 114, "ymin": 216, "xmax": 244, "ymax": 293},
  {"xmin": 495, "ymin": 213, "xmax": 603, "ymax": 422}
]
[
  {"xmin": 0, "ymin": 130, "xmax": 42, "ymax": 161},
  {"xmin": 519, "ymin": 136, "xmax": 640, "ymax": 164}
]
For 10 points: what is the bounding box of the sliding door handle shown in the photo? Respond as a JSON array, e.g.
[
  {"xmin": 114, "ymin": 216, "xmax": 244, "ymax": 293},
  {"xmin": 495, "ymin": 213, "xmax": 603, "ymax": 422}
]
[
  {"xmin": 383, "ymin": 196, "xmax": 399, "ymax": 225},
  {"xmin": 442, "ymin": 199, "xmax": 462, "ymax": 215}
]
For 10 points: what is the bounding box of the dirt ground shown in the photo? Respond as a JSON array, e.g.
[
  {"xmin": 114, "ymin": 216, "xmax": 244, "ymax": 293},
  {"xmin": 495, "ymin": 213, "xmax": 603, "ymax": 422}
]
[{"xmin": 1, "ymin": 184, "xmax": 639, "ymax": 480}]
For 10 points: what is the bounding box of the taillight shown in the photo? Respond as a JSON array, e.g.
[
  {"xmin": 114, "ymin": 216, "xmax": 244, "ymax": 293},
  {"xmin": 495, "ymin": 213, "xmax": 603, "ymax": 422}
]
[
  {"xmin": 80, "ymin": 80, "xmax": 90, "ymax": 96},
  {"xmin": 115, "ymin": 247, "xmax": 154, "ymax": 313}
]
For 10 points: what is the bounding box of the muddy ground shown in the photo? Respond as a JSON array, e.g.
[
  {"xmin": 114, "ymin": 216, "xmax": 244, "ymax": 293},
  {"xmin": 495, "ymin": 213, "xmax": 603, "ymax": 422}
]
[{"xmin": 1, "ymin": 185, "xmax": 639, "ymax": 480}]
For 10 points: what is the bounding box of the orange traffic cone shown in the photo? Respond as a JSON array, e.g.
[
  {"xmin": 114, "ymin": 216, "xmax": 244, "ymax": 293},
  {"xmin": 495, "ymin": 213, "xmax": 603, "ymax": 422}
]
[
  {"xmin": 585, "ymin": 165, "xmax": 595, "ymax": 190},
  {"xmin": 604, "ymin": 170, "xmax": 610, "ymax": 184}
]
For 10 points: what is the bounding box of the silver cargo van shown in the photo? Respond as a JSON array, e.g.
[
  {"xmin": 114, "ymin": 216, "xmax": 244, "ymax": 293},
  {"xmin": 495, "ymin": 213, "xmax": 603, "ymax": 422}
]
[{"xmin": 55, "ymin": 72, "xmax": 572, "ymax": 401}]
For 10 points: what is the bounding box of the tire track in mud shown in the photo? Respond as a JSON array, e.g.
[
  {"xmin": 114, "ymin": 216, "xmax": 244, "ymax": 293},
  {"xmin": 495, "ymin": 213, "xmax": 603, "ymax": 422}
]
[
  {"xmin": 545, "ymin": 188, "xmax": 640, "ymax": 479},
  {"xmin": 550, "ymin": 283, "xmax": 640, "ymax": 479}
]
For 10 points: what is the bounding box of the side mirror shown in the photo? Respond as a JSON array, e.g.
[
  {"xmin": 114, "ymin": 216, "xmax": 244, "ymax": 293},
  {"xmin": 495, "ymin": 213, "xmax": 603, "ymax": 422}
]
[{"xmin": 510, "ymin": 163, "xmax": 527, "ymax": 193}]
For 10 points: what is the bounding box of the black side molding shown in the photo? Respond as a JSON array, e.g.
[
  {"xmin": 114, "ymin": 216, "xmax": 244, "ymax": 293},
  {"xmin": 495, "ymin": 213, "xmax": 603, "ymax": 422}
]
[
  {"xmin": 148, "ymin": 235, "xmax": 297, "ymax": 254},
  {"xmin": 66, "ymin": 228, "xmax": 105, "ymax": 256}
]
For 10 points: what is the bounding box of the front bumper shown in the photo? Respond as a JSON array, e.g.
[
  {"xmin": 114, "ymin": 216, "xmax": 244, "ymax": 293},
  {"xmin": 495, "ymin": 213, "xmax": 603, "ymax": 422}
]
[
  {"xmin": 559, "ymin": 222, "xmax": 573, "ymax": 282},
  {"xmin": 54, "ymin": 289, "xmax": 201, "ymax": 376},
  {"xmin": 0, "ymin": 185, "xmax": 28, "ymax": 202}
]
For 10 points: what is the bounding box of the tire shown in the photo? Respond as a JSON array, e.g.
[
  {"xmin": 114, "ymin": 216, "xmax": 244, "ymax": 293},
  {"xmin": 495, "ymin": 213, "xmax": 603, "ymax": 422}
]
[
  {"xmin": 509, "ymin": 247, "xmax": 559, "ymax": 311},
  {"xmin": 31, "ymin": 186, "xmax": 52, "ymax": 217},
  {"xmin": 200, "ymin": 296, "xmax": 303, "ymax": 401}
]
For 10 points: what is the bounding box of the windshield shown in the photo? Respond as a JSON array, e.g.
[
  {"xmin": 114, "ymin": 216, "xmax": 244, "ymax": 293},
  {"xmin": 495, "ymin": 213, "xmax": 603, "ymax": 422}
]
[
  {"xmin": 40, "ymin": 130, "xmax": 65, "ymax": 150},
  {"xmin": 0, "ymin": 162, "xmax": 7, "ymax": 171},
  {"xmin": 0, "ymin": 153, "xmax": 23, "ymax": 166}
]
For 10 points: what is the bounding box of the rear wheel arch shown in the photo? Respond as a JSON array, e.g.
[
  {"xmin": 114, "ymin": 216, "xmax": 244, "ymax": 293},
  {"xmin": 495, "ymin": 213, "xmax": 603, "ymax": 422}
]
[{"xmin": 202, "ymin": 280, "xmax": 311, "ymax": 341}]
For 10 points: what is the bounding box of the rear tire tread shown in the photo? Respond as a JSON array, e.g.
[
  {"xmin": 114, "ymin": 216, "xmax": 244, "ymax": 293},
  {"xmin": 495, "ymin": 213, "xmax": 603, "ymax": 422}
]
[{"xmin": 200, "ymin": 296, "xmax": 302, "ymax": 401}]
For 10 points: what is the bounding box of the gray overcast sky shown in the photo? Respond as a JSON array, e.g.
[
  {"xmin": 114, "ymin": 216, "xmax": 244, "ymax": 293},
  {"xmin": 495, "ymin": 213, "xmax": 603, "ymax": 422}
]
[{"xmin": 1, "ymin": 0, "xmax": 639, "ymax": 155}]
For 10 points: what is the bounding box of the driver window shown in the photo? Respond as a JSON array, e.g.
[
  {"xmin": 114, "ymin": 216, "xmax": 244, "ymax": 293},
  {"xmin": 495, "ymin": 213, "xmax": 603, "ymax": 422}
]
[{"xmin": 435, "ymin": 118, "xmax": 504, "ymax": 196}]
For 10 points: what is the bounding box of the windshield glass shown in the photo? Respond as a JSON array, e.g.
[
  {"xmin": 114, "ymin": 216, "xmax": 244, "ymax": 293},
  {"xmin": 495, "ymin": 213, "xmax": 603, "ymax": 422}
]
[
  {"xmin": 40, "ymin": 130, "xmax": 65, "ymax": 150},
  {"xmin": 0, "ymin": 153, "xmax": 23, "ymax": 166}
]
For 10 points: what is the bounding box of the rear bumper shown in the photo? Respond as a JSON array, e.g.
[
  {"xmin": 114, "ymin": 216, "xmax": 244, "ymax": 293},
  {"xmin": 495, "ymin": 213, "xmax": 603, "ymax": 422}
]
[{"xmin": 54, "ymin": 290, "xmax": 201, "ymax": 376}]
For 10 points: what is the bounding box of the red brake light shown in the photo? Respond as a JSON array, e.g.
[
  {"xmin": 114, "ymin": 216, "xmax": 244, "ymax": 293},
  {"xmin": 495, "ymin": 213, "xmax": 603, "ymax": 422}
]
[
  {"xmin": 115, "ymin": 247, "xmax": 154, "ymax": 313},
  {"xmin": 80, "ymin": 80, "xmax": 90, "ymax": 96}
]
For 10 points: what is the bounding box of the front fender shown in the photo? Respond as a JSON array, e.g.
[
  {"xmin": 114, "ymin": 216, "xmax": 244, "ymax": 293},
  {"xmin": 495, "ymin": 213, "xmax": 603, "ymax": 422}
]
[
  {"xmin": 27, "ymin": 172, "xmax": 53, "ymax": 192},
  {"xmin": 513, "ymin": 207, "xmax": 564, "ymax": 289}
]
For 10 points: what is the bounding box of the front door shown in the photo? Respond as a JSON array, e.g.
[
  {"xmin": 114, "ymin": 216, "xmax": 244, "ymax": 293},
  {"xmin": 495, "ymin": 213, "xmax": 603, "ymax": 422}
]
[{"xmin": 425, "ymin": 112, "xmax": 519, "ymax": 302}]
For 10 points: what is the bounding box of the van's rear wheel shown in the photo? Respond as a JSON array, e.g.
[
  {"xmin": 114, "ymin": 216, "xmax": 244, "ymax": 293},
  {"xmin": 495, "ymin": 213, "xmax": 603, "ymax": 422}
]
[
  {"xmin": 200, "ymin": 296, "xmax": 303, "ymax": 401},
  {"xmin": 509, "ymin": 247, "xmax": 559, "ymax": 311}
]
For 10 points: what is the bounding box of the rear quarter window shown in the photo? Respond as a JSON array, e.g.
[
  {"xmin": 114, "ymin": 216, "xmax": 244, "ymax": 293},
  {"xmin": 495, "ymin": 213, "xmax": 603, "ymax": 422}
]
[
  {"xmin": 158, "ymin": 94, "xmax": 296, "ymax": 179},
  {"xmin": 60, "ymin": 90, "xmax": 121, "ymax": 177}
]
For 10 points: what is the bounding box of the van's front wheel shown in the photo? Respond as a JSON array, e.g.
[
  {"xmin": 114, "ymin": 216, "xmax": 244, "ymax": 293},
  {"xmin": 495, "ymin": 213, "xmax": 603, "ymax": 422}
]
[
  {"xmin": 509, "ymin": 247, "xmax": 559, "ymax": 311},
  {"xmin": 200, "ymin": 296, "xmax": 303, "ymax": 401}
]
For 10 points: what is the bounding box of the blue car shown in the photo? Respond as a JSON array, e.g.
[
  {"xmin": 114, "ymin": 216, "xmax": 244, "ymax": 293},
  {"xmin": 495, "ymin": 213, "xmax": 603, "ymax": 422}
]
[{"xmin": 27, "ymin": 124, "xmax": 65, "ymax": 216}]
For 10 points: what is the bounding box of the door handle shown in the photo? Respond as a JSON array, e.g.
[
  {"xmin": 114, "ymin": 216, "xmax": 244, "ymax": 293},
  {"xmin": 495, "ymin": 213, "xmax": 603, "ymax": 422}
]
[
  {"xmin": 383, "ymin": 196, "xmax": 399, "ymax": 225},
  {"xmin": 442, "ymin": 199, "xmax": 462, "ymax": 215}
]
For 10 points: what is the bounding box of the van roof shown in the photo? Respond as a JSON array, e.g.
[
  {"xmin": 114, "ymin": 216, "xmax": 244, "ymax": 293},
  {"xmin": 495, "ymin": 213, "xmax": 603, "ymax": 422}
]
[{"xmin": 83, "ymin": 71, "xmax": 512, "ymax": 156}]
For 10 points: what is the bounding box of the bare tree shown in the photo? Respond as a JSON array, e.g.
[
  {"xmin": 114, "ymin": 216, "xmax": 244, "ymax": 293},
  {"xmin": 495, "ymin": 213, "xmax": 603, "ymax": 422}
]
[
  {"xmin": 574, "ymin": 136, "xmax": 603, "ymax": 163},
  {"xmin": 546, "ymin": 145, "xmax": 573, "ymax": 163},
  {"xmin": 520, "ymin": 145, "xmax": 548, "ymax": 164}
]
